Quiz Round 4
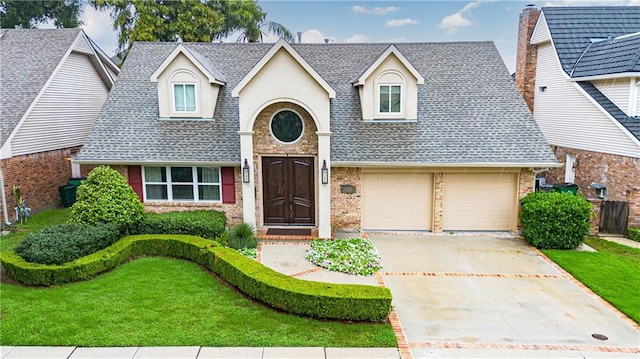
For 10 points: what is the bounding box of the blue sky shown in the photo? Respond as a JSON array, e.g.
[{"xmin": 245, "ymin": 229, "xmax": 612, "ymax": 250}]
[{"xmin": 78, "ymin": 0, "xmax": 640, "ymax": 74}]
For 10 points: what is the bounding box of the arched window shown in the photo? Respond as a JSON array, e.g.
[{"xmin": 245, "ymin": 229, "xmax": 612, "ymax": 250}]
[
  {"xmin": 170, "ymin": 70, "xmax": 197, "ymax": 113},
  {"xmin": 376, "ymin": 70, "xmax": 405, "ymax": 115}
]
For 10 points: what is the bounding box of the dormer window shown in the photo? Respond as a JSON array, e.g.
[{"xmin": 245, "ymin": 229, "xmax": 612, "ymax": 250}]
[
  {"xmin": 379, "ymin": 84, "xmax": 402, "ymax": 113},
  {"xmin": 173, "ymin": 83, "xmax": 197, "ymax": 112}
]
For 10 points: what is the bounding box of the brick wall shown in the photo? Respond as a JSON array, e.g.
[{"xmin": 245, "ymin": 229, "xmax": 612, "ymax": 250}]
[
  {"xmin": 330, "ymin": 167, "xmax": 361, "ymax": 229},
  {"xmin": 514, "ymin": 6, "xmax": 540, "ymax": 113},
  {"xmin": 1, "ymin": 147, "xmax": 91, "ymax": 222},
  {"xmin": 252, "ymin": 102, "xmax": 318, "ymax": 226},
  {"xmin": 544, "ymin": 146, "xmax": 640, "ymax": 228}
]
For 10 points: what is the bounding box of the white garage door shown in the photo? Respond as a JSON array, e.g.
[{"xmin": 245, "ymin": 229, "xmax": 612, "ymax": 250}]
[
  {"xmin": 362, "ymin": 173, "xmax": 433, "ymax": 231},
  {"xmin": 443, "ymin": 173, "xmax": 517, "ymax": 231}
]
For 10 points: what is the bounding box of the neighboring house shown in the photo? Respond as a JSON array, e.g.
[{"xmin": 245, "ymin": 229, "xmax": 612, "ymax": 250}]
[
  {"xmin": 0, "ymin": 29, "xmax": 119, "ymax": 224},
  {"xmin": 515, "ymin": 6, "xmax": 640, "ymax": 232},
  {"xmin": 76, "ymin": 39, "xmax": 557, "ymax": 238}
]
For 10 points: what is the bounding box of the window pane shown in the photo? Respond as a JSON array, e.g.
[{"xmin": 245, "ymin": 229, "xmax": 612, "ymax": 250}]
[
  {"xmin": 185, "ymin": 84, "xmax": 196, "ymax": 111},
  {"xmin": 198, "ymin": 167, "xmax": 219, "ymax": 183},
  {"xmin": 146, "ymin": 185, "xmax": 168, "ymax": 200},
  {"xmin": 172, "ymin": 185, "xmax": 194, "ymax": 200},
  {"xmin": 379, "ymin": 86, "xmax": 390, "ymax": 113},
  {"xmin": 145, "ymin": 167, "xmax": 166, "ymax": 182},
  {"xmin": 171, "ymin": 167, "xmax": 193, "ymax": 183},
  {"xmin": 199, "ymin": 185, "xmax": 220, "ymax": 201},
  {"xmin": 390, "ymin": 86, "xmax": 401, "ymax": 113},
  {"xmin": 174, "ymin": 84, "xmax": 185, "ymax": 111}
]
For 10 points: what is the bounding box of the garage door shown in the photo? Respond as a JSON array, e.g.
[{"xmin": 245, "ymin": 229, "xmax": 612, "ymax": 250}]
[
  {"xmin": 443, "ymin": 173, "xmax": 517, "ymax": 231},
  {"xmin": 362, "ymin": 173, "xmax": 433, "ymax": 230}
]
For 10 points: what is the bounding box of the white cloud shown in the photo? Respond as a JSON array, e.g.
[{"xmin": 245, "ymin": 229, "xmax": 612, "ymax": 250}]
[
  {"xmin": 543, "ymin": 0, "xmax": 636, "ymax": 5},
  {"xmin": 344, "ymin": 34, "xmax": 370, "ymax": 43},
  {"xmin": 439, "ymin": 0, "xmax": 484, "ymax": 34},
  {"xmin": 300, "ymin": 29, "xmax": 335, "ymax": 43},
  {"xmin": 351, "ymin": 5, "xmax": 401, "ymax": 15},
  {"xmin": 385, "ymin": 18, "xmax": 419, "ymax": 27},
  {"xmin": 80, "ymin": 6, "xmax": 119, "ymax": 55}
]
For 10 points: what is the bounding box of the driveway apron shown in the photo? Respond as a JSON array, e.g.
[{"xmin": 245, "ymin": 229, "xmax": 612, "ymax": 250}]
[{"xmin": 369, "ymin": 234, "xmax": 640, "ymax": 358}]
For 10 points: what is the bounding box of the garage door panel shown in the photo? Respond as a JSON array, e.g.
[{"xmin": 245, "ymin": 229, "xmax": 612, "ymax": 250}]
[
  {"xmin": 362, "ymin": 173, "xmax": 433, "ymax": 231},
  {"xmin": 443, "ymin": 173, "xmax": 517, "ymax": 231}
]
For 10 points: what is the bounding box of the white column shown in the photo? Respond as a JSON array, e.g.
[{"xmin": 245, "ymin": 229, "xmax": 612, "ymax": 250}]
[
  {"xmin": 317, "ymin": 131, "xmax": 332, "ymax": 238},
  {"xmin": 239, "ymin": 131, "xmax": 256, "ymax": 227}
]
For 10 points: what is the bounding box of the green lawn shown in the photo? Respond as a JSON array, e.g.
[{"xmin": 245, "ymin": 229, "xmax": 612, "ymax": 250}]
[
  {"xmin": 0, "ymin": 209, "xmax": 396, "ymax": 347},
  {"xmin": 0, "ymin": 208, "xmax": 70, "ymax": 253},
  {"xmin": 542, "ymin": 237, "xmax": 640, "ymax": 324}
]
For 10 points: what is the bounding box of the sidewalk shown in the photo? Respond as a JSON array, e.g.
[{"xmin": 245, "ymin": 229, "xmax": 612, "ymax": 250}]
[
  {"xmin": 1, "ymin": 346, "xmax": 401, "ymax": 359},
  {"xmin": 600, "ymin": 236, "xmax": 640, "ymax": 249}
]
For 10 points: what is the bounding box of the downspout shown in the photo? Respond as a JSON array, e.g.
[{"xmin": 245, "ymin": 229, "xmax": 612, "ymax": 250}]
[{"xmin": 0, "ymin": 166, "xmax": 12, "ymax": 225}]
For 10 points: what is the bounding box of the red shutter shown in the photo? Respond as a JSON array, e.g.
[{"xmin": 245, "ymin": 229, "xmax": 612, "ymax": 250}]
[
  {"xmin": 221, "ymin": 167, "xmax": 236, "ymax": 204},
  {"xmin": 128, "ymin": 166, "xmax": 143, "ymax": 201}
]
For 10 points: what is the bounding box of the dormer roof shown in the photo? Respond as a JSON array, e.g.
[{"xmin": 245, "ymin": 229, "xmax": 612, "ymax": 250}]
[
  {"xmin": 352, "ymin": 45, "xmax": 425, "ymax": 86},
  {"xmin": 231, "ymin": 38, "xmax": 335, "ymax": 98},
  {"xmin": 150, "ymin": 44, "xmax": 226, "ymax": 85}
]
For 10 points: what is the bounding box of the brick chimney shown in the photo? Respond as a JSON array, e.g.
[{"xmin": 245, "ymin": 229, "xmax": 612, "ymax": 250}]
[{"xmin": 514, "ymin": 5, "xmax": 541, "ymax": 113}]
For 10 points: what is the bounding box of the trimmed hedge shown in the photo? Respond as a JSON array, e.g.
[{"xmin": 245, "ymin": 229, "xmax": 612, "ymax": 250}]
[
  {"xmin": 14, "ymin": 223, "xmax": 121, "ymax": 265},
  {"xmin": 628, "ymin": 228, "xmax": 640, "ymax": 242},
  {"xmin": 519, "ymin": 191, "xmax": 592, "ymax": 249},
  {"xmin": 0, "ymin": 235, "xmax": 391, "ymax": 322},
  {"xmin": 131, "ymin": 211, "xmax": 226, "ymax": 240}
]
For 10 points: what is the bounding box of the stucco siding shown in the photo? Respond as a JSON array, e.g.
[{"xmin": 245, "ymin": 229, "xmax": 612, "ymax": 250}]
[
  {"xmin": 592, "ymin": 78, "xmax": 631, "ymax": 115},
  {"xmin": 533, "ymin": 43, "xmax": 640, "ymax": 158},
  {"xmin": 10, "ymin": 52, "xmax": 109, "ymax": 156}
]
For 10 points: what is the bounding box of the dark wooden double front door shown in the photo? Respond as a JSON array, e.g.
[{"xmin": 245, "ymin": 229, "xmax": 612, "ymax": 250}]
[{"xmin": 262, "ymin": 157, "xmax": 315, "ymax": 225}]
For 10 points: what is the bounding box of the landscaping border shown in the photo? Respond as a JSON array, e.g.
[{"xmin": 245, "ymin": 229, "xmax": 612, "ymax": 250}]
[{"xmin": 0, "ymin": 235, "xmax": 392, "ymax": 322}]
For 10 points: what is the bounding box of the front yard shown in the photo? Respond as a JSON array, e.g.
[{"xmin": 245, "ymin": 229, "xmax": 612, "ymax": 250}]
[
  {"xmin": 0, "ymin": 210, "xmax": 396, "ymax": 347},
  {"xmin": 543, "ymin": 237, "xmax": 640, "ymax": 323}
]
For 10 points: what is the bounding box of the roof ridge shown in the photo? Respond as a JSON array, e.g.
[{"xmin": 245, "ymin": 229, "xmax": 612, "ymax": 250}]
[{"xmin": 570, "ymin": 42, "xmax": 594, "ymax": 77}]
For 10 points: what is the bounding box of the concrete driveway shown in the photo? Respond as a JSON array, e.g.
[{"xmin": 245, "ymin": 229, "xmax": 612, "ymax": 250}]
[{"xmin": 369, "ymin": 234, "xmax": 640, "ymax": 358}]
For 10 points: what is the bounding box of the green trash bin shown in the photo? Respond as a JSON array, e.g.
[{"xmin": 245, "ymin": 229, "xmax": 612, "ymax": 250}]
[
  {"xmin": 68, "ymin": 178, "xmax": 85, "ymax": 187},
  {"xmin": 59, "ymin": 185, "xmax": 77, "ymax": 208},
  {"xmin": 553, "ymin": 183, "xmax": 579, "ymax": 195}
]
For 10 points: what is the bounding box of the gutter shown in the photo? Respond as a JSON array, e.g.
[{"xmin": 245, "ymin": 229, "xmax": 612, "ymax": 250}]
[
  {"xmin": 72, "ymin": 159, "xmax": 241, "ymax": 167},
  {"xmin": 331, "ymin": 161, "xmax": 562, "ymax": 168},
  {"xmin": 0, "ymin": 167, "xmax": 12, "ymax": 226}
]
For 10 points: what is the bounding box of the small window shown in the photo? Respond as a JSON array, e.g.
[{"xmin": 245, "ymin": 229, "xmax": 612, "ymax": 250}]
[
  {"xmin": 379, "ymin": 85, "xmax": 401, "ymax": 113},
  {"xmin": 539, "ymin": 86, "xmax": 547, "ymax": 93},
  {"xmin": 270, "ymin": 110, "xmax": 304, "ymax": 143},
  {"xmin": 173, "ymin": 83, "xmax": 196, "ymax": 112},
  {"xmin": 143, "ymin": 166, "xmax": 220, "ymax": 202}
]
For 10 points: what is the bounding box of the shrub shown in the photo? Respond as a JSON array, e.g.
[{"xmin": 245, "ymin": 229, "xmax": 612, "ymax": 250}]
[
  {"xmin": 628, "ymin": 228, "xmax": 640, "ymax": 242},
  {"xmin": 132, "ymin": 210, "xmax": 226, "ymax": 240},
  {"xmin": 306, "ymin": 238, "xmax": 382, "ymax": 276},
  {"xmin": 0, "ymin": 234, "xmax": 392, "ymax": 322},
  {"xmin": 14, "ymin": 223, "xmax": 120, "ymax": 265},
  {"xmin": 68, "ymin": 166, "xmax": 144, "ymax": 229},
  {"xmin": 227, "ymin": 222, "xmax": 257, "ymax": 249},
  {"xmin": 519, "ymin": 191, "xmax": 592, "ymax": 249}
]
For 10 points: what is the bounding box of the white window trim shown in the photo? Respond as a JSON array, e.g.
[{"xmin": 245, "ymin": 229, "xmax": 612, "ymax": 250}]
[
  {"xmin": 142, "ymin": 166, "xmax": 221, "ymax": 202},
  {"xmin": 172, "ymin": 83, "xmax": 198, "ymax": 113},
  {"xmin": 377, "ymin": 84, "xmax": 403, "ymax": 115}
]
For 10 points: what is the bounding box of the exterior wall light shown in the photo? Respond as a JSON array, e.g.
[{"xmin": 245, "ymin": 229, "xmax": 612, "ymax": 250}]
[
  {"xmin": 242, "ymin": 158, "xmax": 250, "ymax": 183},
  {"xmin": 321, "ymin": 160, "xmax": 329, "ymax": 184}
]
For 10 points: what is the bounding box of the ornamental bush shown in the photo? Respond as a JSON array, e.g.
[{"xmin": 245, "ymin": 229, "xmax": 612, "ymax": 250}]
[
  {"xmin": 519, "ymin": 191, "xmax": 592, "ymax": 249},
  {"xmin": 68, "ymin": 166, "xmax": 144, "ymax": 229},
  {"xmin": 14, "ymin": 223, "xmax": 121, "ymax": 265},
  {"xmin": 306, "ymin": 238, "xmax": 382, "ymax": 276},
  {"xmin": 628, "ymin": 228, "xmax": 640, "ymax": 242},
  {"xmin": 132, "ymin": 210, "xmax": 226, "ymax": 240},
  {"xmin": 227, "ymin": 222, "xmax": 257, "ymax": 249}
]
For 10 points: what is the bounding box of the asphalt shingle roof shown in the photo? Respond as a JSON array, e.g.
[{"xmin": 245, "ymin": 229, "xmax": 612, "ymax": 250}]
[
  {"xmin": 571, "ymin": 33, "xmax": 640, "ymax": 78},
  {"xmin": 0, "ymin": 28, "xmax": 81, "ymax": 146},
  {"xmin": 541, "ymin": 6, "xmax": 640, "ymax": 76},
  {"xmin": 77, "ymin": 41, "xmax": 556, "ymax": 165}
]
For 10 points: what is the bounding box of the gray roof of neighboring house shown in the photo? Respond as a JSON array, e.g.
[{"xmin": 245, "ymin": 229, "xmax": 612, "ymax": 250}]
[
  {"xmin": 77, "ymin": 41, "xmax": 557, "ymax": 165},
  {"xmin": 571, "ymin": 33, "xmax": 640, "ymax": 78},
  {"xmin": 0, "ymin": 28, "xmax": 81, "ymax": 146},
  {"xmin": 541, "ymin": 6, "xmax": 640, "ymax": 76}
]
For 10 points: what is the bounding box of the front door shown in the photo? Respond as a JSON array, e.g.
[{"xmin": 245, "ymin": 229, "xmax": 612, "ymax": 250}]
[{"xmin": 262, "ymin": 157, "xmax": 315, "ymax": 225}]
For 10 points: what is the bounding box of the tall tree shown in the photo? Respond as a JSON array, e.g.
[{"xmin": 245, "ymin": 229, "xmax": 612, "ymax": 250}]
[
  {"xmin": 92, "ymin": 0, "xmax": 293, "ymax": 52},
  {"xmin": 0, "ymin": 0, "xmax": 83, "ymax": 29}
]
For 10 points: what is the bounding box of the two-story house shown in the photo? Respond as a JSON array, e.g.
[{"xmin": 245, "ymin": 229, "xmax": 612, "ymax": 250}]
[
  {"xmin": 76, "ymin": 39, "xmax": 557, "ymax": 238},
  {"xmin": 515, "ymin": 6, "xmax": 640, "ymax": 233},
  {"xmin": 0, "ymin": 29, "xmax": 119, "ymax": 224}
]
